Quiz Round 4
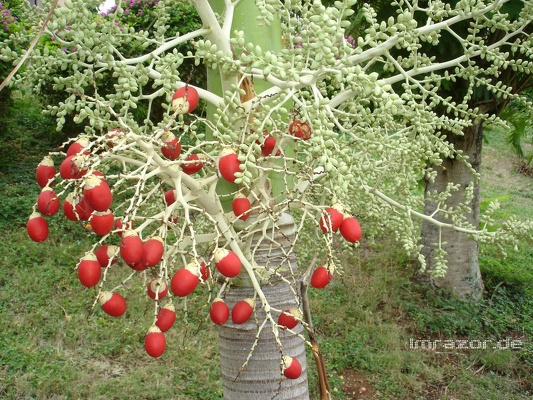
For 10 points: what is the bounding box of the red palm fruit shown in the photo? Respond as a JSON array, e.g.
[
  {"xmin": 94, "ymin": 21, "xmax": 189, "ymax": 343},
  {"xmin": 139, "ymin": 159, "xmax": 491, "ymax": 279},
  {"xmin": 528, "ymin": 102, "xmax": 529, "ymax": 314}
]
[
  {"xmin": 214, "ymin": 249, "xmax": 242, "ymax": 278},
  {"xmin": 319, "ymin": 206, "xmax": 344, "ymax": 233},
  {"xmin": 167, "ymin": 210, "xmax": 179, "ymax": 225},
  {"xmin": 90, "ymin": 210, "xmax": 114, "ymax": 236},
  {"xmin": 92, "ymin": 170, "xmax": 108, "ymax": 185},
  {"xmin": 105, "ymin": 128, "xmax": 123, "ymax": 147},
  {"xmin": 289, "ymin": 120, "xmax": 312, "ymax": 140},
  {"xmin": 278, "ymin": 309, "xmax": 301, "ymax": 330},
  {"xmin": 37, "ymin": 187, "xmax": 60, "ymax": 216},
  {"xmin": 199, "ymin": 259, "xmax": 210, "ymax": 281},
  {"xmin": 171, "ymin": 263, "xmax": 199, "ymax": 297},
  {"xmin": 163, "ymin": 189, "xmax": 176, "ymax": 206},
  {"xmin": 84, "ymin": 175, "xmax": 113, "ymax": 212},
  {"xmin": 77, "ymin": 253, "xmax": 101, "ymax": 288},
  {"xmin": 62, "ymin": 193, "xmax": 79, "ymax": 221},
  {"xmin": 180, "ymin": 154, "xmax": 203, "ymax": 174},
  {"xmin": 311, "ymin": 266, "xmax": 333, "ymax": 289},
  {"xmin": 231, "ymin": 299, "xmax": 254, "ymax": 324},
  {"xmin": 147, "ymin": 279, "xmax": 168, "ymax": 300},
  {"xmin": 128, "ymin": 261, "xmax": 147, "ymax": 271},
  {"xmin": 172, "ymin": 85, "xmax": 199, "ymax": 114},
  {"xmin": 63, "ymin": 194, "xmax": 93, "ymax": 221},
  {"xmin": 144, "ymin": 325, "xmax": 166, "ymax": 358},
  {"xmin": 209, "ymin": 298, "xmax": 229, "ymax": 325},
  {"xmin": 156, "ymin": 304, "xmax": 177, "ymax": 332},
  {"xmin": 66, "ymin": 137, "xmax": 90, "ymax": 157},
  {"xmin": 98, "ymin": 291, "xmax": 127, "ymax": 317},
  {"xmin": 232, "ymin": 193, "xmax": 251, "ymax": 221},
  {"xmin": 26, "ymin": 212, "xmax": 49, "ymax": 242},
  {"xmin": 59, "ymin": 155, "xmax": 86, "ymax": 179},
  {"xmin": 218, "ymin": 149, "xmax": 241, "ymax": 183},
  {"xmin": 120, "ymin": 230, "xmax": 144, "ymax": 265},
  {"xmin": 161, "ymin": 131, "xmax": 181, "ymax": 160},
  {"xmin": 35, "ymin": 156, "xmax": 56, "ymax": 188},
  {"xmin": 76, "ymin": 196, "xmax": 94, "ymax": 220},
  {"xmin": 340, "ymin": 216, "xmax": 362, "ymax": 243},
  {"xmin": 282, "ymin": 356, "xmax": 302, "ymax": 379},
  {"xmin": 142, "ymin": 236, "xmax": 164, "ymax": 267},
  {"xmin": 113, "ymin": 218, "xmax": 133, "ymax": 236},
  {"xmin": 94, "ymin": 244, "xmax": 119, "ymax": 267},
  {"xmin": 260, "ymin": 132, "xmax": 280, "ymax": 156}
]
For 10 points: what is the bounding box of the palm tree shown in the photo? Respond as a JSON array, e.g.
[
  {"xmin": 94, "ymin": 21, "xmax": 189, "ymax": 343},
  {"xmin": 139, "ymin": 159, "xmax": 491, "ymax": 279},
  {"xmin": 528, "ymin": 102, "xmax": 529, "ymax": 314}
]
[{"xmin": 9, "ymin": 0, "xmax": 533, "ymax": 398}]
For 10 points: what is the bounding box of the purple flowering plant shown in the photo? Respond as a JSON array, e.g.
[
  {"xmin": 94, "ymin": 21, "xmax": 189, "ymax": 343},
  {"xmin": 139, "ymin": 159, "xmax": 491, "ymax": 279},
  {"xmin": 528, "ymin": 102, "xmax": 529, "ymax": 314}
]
[
  {"xmin": 0, "ymin": 2, "xmax": 17, "ymax": 32},
  {"xmin": 100, "ymin": 0, "xmax": 160, "ymax": 29}
]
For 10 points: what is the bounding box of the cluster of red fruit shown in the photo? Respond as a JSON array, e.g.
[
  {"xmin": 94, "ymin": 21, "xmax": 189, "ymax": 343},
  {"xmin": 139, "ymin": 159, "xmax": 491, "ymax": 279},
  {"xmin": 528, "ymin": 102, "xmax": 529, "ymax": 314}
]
[
  {"xmin": 310, "ymin": 205, "xmax": 363, "ymax": 289},
  {"xmin": 26, "ymin": 86, "xmax": 352, "ymax": 380},
  {"xmin": 27, "ymin": 137, "xmax": 116, "ymax": 242}
]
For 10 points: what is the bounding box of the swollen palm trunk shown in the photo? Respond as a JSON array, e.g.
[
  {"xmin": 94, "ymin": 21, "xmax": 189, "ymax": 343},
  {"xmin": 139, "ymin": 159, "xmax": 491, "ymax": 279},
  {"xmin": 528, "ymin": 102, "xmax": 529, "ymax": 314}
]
[
  {"xmin": 420, "ymin": 123, "xmax": 485, "ymax": 300},
  {"xmin": 217, "ymin": 214, "xmax": 309, "ymax": 399}
]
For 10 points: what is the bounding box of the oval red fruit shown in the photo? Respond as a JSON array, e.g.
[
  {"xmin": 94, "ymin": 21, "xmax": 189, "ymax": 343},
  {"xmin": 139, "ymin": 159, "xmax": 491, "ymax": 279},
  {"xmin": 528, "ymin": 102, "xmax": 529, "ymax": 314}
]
[
  {"xmin": 156, "ymin": 304, "xmax": 177, "ymax": 332},
  {"xmin": 278, "ymin": 309, "xmax": 301, "ymax": 329},
  {"xmin": 84, "ymin": 175, "xmax": 113, "ymax": 212},
  {"xmin": 90, "ymin": 210, "xmax": 114, "ymax": 236},
  {"xmin": 144, "ymin": 326, "xmax": 166, "ymax": 358},
  {"xmin": 340, "ymin": 217, "xmax": 362, "ymax": 243},
  {"xmin": 172, "ymin": 85, "xmax": 199, "ymax": 114},
  {"xmin": 94, "ymin": 244, "xmax": 119, "ymax": 267},
  {"xmin": 26, "ymin": 212, "xmax": 49, "ymax": 242},
  {"xmin": 92, "ymin": 171, "xmax": 108, "ymax": 186},
  {"xmin": 232, "ymin": 193, "xmax": 251, "ymax": 221},
  {"xmin": 161, "ymin": 131, "xmax": 181, "ymax": 160},
  {"xmin": 76, "ymin": 196, "xmax": 94, "ymax": 221},
  {"xmin": 62, "ymin": 194, "xmax": 78, "ymax": 221},
  {"xmin": 128, "ymin": 261, "xmax": 147, "ymax": 271},
  {"xmin": 199, "ymin": 260, "xmax": 210, "ymax": 281},
  {"xmin": 210, "ymin": 298, "xmax": 229, "ymax": 325},
  {"xmin": 142, "ymin": 237, "xmax": 164, "ymax": 267},
  {"xmin": 66, "ymin": 137, "xmax": 89, "ymax": 157},
  {"xmin": 147, "ymin": 279, "xmax": 168, "ymax": 300},
  {"xmin": 289, "ymin": 120, "xmax": 312, "ymax": 140},
  {"xmin": 99, "ymin": 291, "xmax": 127, "ymax": 317},
  {"xmin": 77, "ymin": 253, "xmax": 101, "ymax": 287},
  {"xmin": 260, "ymin": 133, "xmax": 279, "ymax": 156},
  {"xmin": 171, "ymin": 264, "xmax": 199, "ymax": 297},
  {"xmin": 59, "ymin": 155, "xmax": 86, "ymax": 179},
  {"xmin": 282, "ymin": 356, "xmax": 302, "ymax": 379},
  {"xmin": 120, "ymin": 230, "xmax": 144, "ymax": 265},
  {"xmin": 37, "ymin": 187, "xmax": 60, "ymax": 216},
  {"xmin": 113, "ymin": 217, "xmax": 133, "ymax": 236},
  {"xmin": 180, "ymin": 154, "xmax": 203, "ymax": 174},
  {"xmin": 231, "ymin": 299, "xmax": 254, "ymax": 324},
  {"xmin": 63, "ymin": 194, "xmax": 93, "ymax": 221},
  {"xmin": 319, "ymin": 207, "xmax": 344, "ymax": 233},
  {"xmin": 214, "ymin": 249, "xmax": 242, "ymax": 278},
  {"xmin": 163, "ymin": 189, "xmax": 176, "ymax": 206},
  {"xmin": 218, "ymin": 149, "xmax": 241, "ymax": 183},
  {"xmin": 311, "ymin": 266, "xmax": 333, "ymax": 289},
  {"xmin": 35, "ymin": 156, "xmax": 56, "ymax": 188}
]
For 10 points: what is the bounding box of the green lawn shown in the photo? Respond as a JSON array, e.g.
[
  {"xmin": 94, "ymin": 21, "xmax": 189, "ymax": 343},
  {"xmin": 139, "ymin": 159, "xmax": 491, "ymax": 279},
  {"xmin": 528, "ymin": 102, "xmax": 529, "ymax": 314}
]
[{"xmin": 0, "ymin": 95, "xmax": 531, "ymax": 399}]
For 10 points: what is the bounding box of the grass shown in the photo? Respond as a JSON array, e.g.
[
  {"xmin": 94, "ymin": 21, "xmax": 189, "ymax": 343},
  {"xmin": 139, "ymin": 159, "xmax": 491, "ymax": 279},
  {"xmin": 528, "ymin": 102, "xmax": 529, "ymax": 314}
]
[{"xmin": 1, "ymin": 94, "xmax": 532, "ymax": 399}]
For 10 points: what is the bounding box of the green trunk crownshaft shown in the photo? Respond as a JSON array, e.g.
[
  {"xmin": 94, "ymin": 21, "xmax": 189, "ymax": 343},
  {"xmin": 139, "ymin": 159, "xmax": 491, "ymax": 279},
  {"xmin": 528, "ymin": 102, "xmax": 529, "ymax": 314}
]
[{"xmin": 206, "ymin": 0, "xmax": 291, "ymax": 211}]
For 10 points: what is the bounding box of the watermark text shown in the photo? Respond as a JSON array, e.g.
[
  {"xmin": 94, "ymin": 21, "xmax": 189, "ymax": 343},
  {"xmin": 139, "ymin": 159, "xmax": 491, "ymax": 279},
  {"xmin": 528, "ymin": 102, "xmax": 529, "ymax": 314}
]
[{"xmin": 408, "ymin": 337, "xmax": 525, "ymax": 351}]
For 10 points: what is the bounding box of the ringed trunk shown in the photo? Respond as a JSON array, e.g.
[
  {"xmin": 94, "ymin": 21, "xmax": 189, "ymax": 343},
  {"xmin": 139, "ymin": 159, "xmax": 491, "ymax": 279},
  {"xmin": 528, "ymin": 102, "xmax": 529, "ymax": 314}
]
[
  {"xmin": 419, "ymin": 122, "xmax": 485, "ymax": 300},
  {"xmin": 217, "ymin": 214, "xmax": 309, "ymax": 399}
]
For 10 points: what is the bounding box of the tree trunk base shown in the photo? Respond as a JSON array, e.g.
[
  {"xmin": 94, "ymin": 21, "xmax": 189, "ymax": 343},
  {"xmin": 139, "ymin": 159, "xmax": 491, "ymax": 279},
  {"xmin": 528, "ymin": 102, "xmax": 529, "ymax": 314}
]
[{"xmin": 218, "ymin": 282, "xmax": 309, "ymax": 400}]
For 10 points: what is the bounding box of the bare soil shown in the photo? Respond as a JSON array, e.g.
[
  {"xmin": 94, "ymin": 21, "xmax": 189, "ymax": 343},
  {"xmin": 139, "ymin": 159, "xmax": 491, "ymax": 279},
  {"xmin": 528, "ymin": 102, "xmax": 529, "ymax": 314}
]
[{"xmin": 341, "ymin": 368, "xmax": 376, "ymax": 399}]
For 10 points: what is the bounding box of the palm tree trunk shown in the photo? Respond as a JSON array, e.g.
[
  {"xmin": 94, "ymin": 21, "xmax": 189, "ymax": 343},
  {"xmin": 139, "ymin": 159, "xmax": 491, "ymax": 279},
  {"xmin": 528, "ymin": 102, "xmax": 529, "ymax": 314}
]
[
  {"xmin": 217, "ymin": 215, "xmax": 309, "ymax": 399},
  {"xmin": 419, "ymin": 122, "xmax": 485, "ymax": 300}
]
